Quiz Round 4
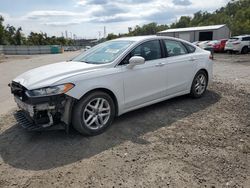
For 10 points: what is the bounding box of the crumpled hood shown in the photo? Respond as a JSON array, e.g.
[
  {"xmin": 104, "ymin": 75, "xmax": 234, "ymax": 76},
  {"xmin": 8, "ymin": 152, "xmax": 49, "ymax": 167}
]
[{"xmin": 13, "ymin": 61, "xmax": 104, "ymax": 90}]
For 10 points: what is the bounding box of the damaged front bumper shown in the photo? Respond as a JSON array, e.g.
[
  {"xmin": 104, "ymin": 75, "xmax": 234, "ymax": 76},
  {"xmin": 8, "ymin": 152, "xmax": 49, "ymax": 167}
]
[{"xmin": 10, "ymin": 82, "xmax": 74, "ymax": 131}]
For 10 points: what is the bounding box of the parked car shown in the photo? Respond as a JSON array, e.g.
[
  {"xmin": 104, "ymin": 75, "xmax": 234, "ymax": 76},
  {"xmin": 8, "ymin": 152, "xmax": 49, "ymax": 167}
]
[
  {"xmin": 81, "ymin": 46, "xmax": 92, "ymax": 52},
  {"xmin": 212, "ymin": 39, "xmax": 228, "ymax": 52},
  {"xmin": 207, "ymin": 40, "xmax": 219, "ymax": 45},
  {"xmin": 64, "ymin": 46, "xmax": 78, "ymax": 51},
  {"xmin": 206, "ymin": 39, "xmax": 228, "ymax": 53},
  {"xmin": 10, "ymin": 36, "xmax": 213, "ymax": 136},
  {"xmin": 192, "ymin": 41, "xmax": 200, "ymax": 46},
  {"xmin": 196, "ymin": 41, "xmax": 215, "ymax": 59},
  {"xmin": 197, "ymin": 41, "xmax": 210, "ymax": 49},
  {"xmin": 225, "ymin": 35, "xmax": 250, "ymax": 54}
]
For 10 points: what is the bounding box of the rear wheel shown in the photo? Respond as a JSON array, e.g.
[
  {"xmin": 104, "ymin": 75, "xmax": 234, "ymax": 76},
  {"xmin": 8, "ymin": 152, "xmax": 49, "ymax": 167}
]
[
  {"xmin": 241, "ymin": 46, "xmax": 249, "ymax": 54},
  {"xmin": 190, "ymin": 70, "xmax": 208, "ymax": 98},
  {"xmin": 72, "ymin": 91, "xmax": 115, "ymax": 136}
]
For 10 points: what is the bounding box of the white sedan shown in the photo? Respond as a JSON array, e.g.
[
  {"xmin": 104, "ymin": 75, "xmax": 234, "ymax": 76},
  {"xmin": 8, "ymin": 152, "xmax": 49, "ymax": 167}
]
[{"xmin": 10, "ymin": 36, "xmax": 213, "ymax": 136}]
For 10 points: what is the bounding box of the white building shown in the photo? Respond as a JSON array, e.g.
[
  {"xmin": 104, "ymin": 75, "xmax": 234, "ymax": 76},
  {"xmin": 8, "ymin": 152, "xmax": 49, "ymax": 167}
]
[{"xmin": 157, "ymin": 24, "xmax": 230, "ymax": 42}]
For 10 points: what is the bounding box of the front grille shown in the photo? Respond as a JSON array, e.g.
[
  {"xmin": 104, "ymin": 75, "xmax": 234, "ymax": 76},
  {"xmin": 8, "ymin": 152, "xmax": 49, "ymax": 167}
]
[
  {"xmin": 14, "ymin": 111, "xmax": 35, "ymax": 130},
  {"xmin": 14, "ymin": 110, "xmax": 66, "ymax": 131}
]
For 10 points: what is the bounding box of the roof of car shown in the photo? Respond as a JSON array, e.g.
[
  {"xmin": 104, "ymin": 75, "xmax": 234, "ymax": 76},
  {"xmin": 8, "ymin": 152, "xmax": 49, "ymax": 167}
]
[
  {"xmin": 113, "ymin": 35, "xmax": 158, "ymax": 42},
  {"xmin": 231, "ymin": 35, "xmax": 250, "ymax": 38},
  {"xmin": 113, "ymin": 35, "xmax": 186, "ymax": 42}
]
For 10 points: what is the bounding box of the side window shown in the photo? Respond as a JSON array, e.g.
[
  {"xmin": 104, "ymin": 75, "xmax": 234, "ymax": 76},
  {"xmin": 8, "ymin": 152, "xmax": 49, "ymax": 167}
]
[
  {"xmin": 242, "ymin": 37, "xmax": 250, "ymax": 41},
  {"xmin": 184, "ymin": 43, "xmax": 196, "ymax": 53},
  {"xmin": 164, "ymin": 40, "xmax": 188, "ymax": 57},
  {"xmin": 131, "ymin": 40, "xmax": 162, "ymax": 61}
]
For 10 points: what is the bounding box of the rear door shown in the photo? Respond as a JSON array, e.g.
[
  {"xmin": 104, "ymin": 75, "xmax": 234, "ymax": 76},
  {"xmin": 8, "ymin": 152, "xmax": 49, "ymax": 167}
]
[{"xmin": 163, "ymin": 39, "xmax": 198, "ymax": 96}]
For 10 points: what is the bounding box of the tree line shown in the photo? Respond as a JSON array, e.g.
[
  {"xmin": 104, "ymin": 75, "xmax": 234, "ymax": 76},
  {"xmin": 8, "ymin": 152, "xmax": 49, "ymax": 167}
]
[
  {"xmin": 0, "ymin": 16, "xmax": 74, "ymax": 45},
  {"xmin": 107, "ymin": 0, "xmax": 250, "ymax": 40}
]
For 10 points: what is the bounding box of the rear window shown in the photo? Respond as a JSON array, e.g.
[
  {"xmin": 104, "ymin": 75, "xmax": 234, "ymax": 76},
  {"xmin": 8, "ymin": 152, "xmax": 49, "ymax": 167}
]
[{"xmin": 163, "ymin": 40, "xmax": 188, "ymax": 56}]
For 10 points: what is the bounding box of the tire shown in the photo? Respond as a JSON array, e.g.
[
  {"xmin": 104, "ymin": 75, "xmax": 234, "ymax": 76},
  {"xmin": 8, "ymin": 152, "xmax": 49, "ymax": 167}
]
[
  {"xmin": 72, "ymin": 91, "xmax": 115, "ymax": 136},
  {"xmin": 241, "ymin": 46, "xmax": 248, "ymax": 54},
  {"xmin": 190, "ymin": 70, "xmax": 208, "ymax": 98}
]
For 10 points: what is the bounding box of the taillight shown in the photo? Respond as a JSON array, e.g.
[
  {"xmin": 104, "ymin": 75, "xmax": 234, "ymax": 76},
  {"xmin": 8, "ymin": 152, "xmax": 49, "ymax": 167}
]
[
  {"xmin": 233, "ymin": 42, "xmax": 240, "ymax": 45},
  {"xmin": 209, "ymin": 54, "xmax": 213, "ymax": 60}
]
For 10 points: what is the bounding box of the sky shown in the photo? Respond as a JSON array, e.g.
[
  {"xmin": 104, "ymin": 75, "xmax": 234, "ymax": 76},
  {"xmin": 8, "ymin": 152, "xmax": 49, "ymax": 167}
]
[{"xmin": 0, "ymin": 0, "xmax": 231, "ymax": 39}]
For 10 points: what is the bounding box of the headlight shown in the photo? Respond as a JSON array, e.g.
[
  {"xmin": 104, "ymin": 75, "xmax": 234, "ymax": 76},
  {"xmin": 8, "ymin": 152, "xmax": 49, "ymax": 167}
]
[{"xmin": 25, "ymin": 83, "xmax": 74, "ymax": 97}]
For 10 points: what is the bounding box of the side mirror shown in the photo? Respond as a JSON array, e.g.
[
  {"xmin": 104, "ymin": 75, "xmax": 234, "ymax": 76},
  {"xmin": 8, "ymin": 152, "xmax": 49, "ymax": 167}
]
[{"xmin": 127, "ymin": 56, "xmax": 145, "ymax": 68}]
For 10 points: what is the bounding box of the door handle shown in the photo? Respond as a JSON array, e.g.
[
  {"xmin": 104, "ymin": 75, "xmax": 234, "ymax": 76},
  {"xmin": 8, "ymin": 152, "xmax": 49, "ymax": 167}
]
[{"xmin": 155, "ymin": 63, "xmax": 165, "ymax": 67}]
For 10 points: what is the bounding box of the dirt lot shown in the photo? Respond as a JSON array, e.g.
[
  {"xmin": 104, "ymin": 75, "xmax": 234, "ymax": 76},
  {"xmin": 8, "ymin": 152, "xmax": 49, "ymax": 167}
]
[{"xmin": 0, "ymin": 53, "xmax": 250, "ymax": 188}]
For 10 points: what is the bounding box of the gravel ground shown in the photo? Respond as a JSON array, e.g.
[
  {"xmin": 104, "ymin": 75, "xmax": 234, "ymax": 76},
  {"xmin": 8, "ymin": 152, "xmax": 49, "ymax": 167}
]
[{"xmin": 0, "ymin": 53, "xmax": 250, "ymax": 188}]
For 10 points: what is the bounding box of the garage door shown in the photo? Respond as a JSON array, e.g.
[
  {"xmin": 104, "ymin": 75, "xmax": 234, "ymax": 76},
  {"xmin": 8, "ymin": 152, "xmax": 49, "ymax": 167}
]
[
  {"xmin": 179, "ymin": 33, "xmax": 191, "ymax": 42},
  {"xmin": 199, "ymin": 32, "xmax": 213, "ymax": 41}
]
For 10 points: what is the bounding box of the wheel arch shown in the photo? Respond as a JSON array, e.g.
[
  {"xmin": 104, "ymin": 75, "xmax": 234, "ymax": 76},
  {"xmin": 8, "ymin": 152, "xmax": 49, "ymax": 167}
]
[
  {"xmin": 190, "ymin": 68, "xmax": 209, "ymax": 92},
  {"xmin": 241, "ymin": 46, "xmax": 249, "ymax": 54},
  {"xmin": 78, "ymin": 88, "xmax": 119, "ymax": 116},
  {"xmin": 198, "ymin": 68, "xmax": 209, "ymax": 80}
]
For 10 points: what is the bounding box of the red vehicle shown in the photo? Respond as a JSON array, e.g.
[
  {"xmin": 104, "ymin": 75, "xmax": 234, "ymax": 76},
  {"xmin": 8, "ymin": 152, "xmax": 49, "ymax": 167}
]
[{"xmin": 207, "ymin": 39, "xmax": 228, "ymax": 52}]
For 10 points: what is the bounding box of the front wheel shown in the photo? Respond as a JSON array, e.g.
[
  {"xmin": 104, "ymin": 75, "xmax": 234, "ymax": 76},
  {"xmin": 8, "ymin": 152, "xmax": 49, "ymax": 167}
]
[
  {"xmin": 190, "ymin": 71, "xmax": 208, "ymax": 98},
  {"xmin": 72, "ymin": 91, "xmax": 115, "ymax": 136}
]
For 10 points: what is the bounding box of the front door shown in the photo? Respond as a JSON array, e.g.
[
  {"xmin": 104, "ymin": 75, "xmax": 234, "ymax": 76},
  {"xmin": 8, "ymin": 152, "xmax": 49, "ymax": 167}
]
[{"xmin": 121, "ymin": 40, "xmax": 167, "ymax": 109}]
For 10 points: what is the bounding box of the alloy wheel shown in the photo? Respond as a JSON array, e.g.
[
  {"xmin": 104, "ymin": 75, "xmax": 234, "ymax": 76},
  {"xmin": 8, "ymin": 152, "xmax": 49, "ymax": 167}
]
[
  {"xmin": 83, "ymin": 98, "xmax": 111, "ymax": 130},
  {"xmin": 194, "ymin": 74, "xmax": 207, "ymax": 95}
]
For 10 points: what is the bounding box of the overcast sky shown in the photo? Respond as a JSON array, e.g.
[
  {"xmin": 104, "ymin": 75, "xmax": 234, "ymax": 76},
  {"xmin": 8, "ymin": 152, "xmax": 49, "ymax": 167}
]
[{"xmin": 0, "ymin": 0, "xmax": 230, "ymax": 39}]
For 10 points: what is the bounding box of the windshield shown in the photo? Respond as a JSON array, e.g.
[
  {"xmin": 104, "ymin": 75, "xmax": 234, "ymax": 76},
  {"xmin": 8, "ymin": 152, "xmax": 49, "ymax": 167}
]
[{"xmin": 72, "ymin": 40, "xmax": 134, "ymax": 64}]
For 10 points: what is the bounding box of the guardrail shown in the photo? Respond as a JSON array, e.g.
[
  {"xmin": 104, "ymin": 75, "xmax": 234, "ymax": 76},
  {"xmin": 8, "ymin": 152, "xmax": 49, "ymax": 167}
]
[
  {"xmin": 0, "ymin": 45, "xmax": 3, "ymax": 54},
  {"xmin": 0, "ymin": 45, "xmax": 64, "ymax": 55},
  {"xmin": 0, "ymin": 45, "xmax": 92, "ymax": 55}
]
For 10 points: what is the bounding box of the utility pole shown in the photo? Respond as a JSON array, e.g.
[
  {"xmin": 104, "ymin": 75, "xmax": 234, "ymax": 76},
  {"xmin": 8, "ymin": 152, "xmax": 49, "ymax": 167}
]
[
  {"xmin": 65, "ymin": 30, "xmax": 68, "ymax": 39},
  {"xmin": 104, "ymin": 26, "xmax": 106, "ymax": 38}
]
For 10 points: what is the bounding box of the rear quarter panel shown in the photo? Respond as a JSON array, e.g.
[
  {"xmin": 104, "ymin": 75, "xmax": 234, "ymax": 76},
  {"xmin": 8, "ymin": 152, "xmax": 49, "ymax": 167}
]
[{"xmin": 195, "ymin": 50, "xmax": 213, "ymax": 84}]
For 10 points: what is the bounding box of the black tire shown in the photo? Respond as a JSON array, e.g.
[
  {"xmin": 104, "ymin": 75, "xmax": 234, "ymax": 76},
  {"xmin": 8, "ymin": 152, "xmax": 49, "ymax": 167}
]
[
  {"xmin": 241, "ymin": 46, "xmax": 249, "ymax": 54},
  {"xmin": 72, "ymin": 91, "xmax": 115, "ymax": 136},
  {"xmin": 190, "ymin": 70, "xmax": 208, "ymax": 98}
]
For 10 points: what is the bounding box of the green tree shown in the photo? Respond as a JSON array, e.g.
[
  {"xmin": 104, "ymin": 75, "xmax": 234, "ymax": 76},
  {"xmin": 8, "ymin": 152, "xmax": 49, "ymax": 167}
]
[
  {"xmin": 171, "ymin": 0, "xmax": 250, "ymax": 36},
  {"xmin": 171, "ymin": 16, "xmax": 191, "ymax": 28},
  {"xmin": 5, "ymin": 25, "xmax": 16, "ymax": 44},
  {"xmin": 14, "ymin": 27, "xmax": 23, "ymax": 45},
  {"xmin": 106, "ymin": 33, "xmax": 118, "ymax": 40}
]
